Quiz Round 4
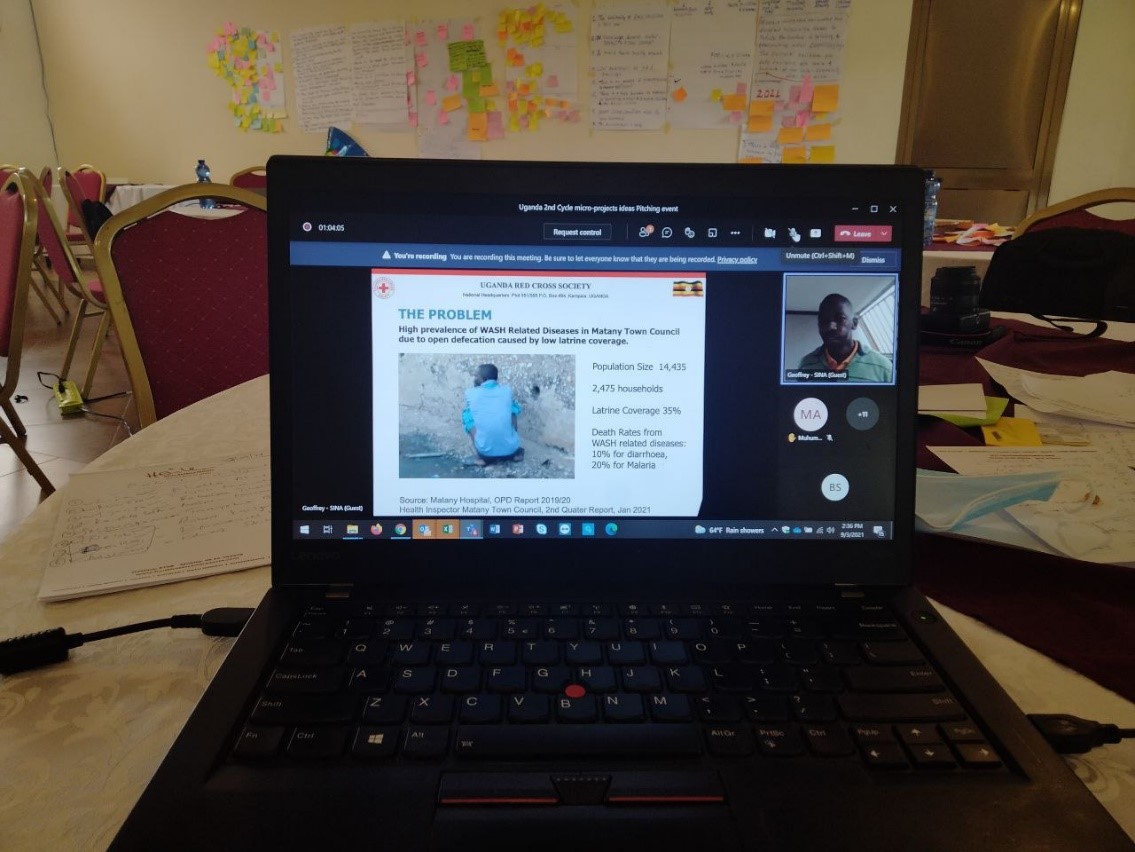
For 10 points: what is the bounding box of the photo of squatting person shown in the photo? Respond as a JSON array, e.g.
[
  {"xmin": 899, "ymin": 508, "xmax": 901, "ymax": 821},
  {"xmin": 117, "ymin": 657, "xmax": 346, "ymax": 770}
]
[
  {"xmin": 783, "ymin": 277, "xmax": 897, "ymax": 384},
  {"xmin": 398, "ymin": 353, "xmax": 576, "ymax": 479}
]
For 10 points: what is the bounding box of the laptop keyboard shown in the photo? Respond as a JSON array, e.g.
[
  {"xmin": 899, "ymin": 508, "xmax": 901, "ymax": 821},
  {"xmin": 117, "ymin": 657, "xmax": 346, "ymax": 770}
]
[{"xmin": 234, "ymin": 600, "xmax": 1002, "ymax": 773}]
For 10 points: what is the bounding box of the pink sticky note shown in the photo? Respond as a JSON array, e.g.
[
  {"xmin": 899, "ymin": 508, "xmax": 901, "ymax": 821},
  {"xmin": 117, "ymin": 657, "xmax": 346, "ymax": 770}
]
[
  {"xmin": 800, "ymin": 73, "xmax": 814, "ymax": 103},
  {"xmin": 729, "ymin": 111, "xmax": 742, "ymax": 124},
  {"xmin": 409, "ymin": 110, "xmax": 419, "ymax": 127},
  {"xmin": 567, "ymin": 109, "xmax": 580, "ymax": 123},
  {"xmin": 795, "ymin": 110, "xmax": 810, "ymax": 127},
  {"xmin": 735, "ymin": 82, "xmax": 747, "ymax": 96},
  {"xmin": 438, "ymin": 109, "xmax": 450, "ymax": 125},
  {"xmin": 426, "ymin": 90, "xmax": 437, "ymax": 106},
  {"xmin": 416, "ymin": 51, "xmax": 428, "ymax": 68},
  {"xmin": 782, "ymin": 115, "xmax": 796, "ymax": 128},
  {"xmin": 225, "ymin": 22, "xmax": 237, "ymax": 36},
  {"xmin": 446, "ymin": 74, "xmax": 459, "ymax": 91},
  {"xmin": 462, "ymin": 23, "xmax": 475, "ymax": 40},
  {"xmin": 547, "ymin": 75, "xmax": 559, "ymax": 88},
  {"xmin": 437, "ymin": 23, "xmax": 449, "ymax": 40},
  {"xmin": 406, "ymin": 70, "xmax": 416, "ymax": 86},
  {"xmin": 415, "ymin": 30, "xmax": 428, "ymax": 46},
  {"xmin": 519, "ymin": 114, "xmax": 529, "ymax": 129},
  {"xmin": 486, "ymin": 111, "xmax": 505, "ymax": 140},
  {"xmin": 789, "ymin": 85, "xmax": 801, "ymax": 102}
]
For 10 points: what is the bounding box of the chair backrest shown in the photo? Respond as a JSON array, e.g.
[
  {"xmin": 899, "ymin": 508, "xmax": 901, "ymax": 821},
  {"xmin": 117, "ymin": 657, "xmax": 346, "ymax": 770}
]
[
  {"xmin": 0, "ymin": 172, "xmax": 37, "ymax": 378},
  {"xmin": 94, "ymin": 183, "xmax": 268, "ymax": 427},
  {"xmin": 39, "ymin": 166, "xmax": 53, "ymax": 195},
  {"xmin": 17, "ymin": 168, "xmax": 94, "ymax": 302},
  {"xmin": 55, "ymin": 167, "xmax": 96, "ymax": 253},
  {"xmin": 0, "ymin": 165, "xmax": 19, "ymax": 182},
  {"xmin": 74, "ymin": 164, "xmax": 107, "ymax": 202},
  {"xmin": 230, "ymin": 166, "xmax": 267, "ymax": 190},
  {"xmin": 1016, "ymin": 188, "xmax": 1135, "ymax": 237}
]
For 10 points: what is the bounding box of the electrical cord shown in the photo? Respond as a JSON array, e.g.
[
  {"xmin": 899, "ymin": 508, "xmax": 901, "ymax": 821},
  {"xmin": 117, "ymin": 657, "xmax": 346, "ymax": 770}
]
[
  {"xmin": 1029, "ymin": 713, "xmax": 1135, "ymax": 755},
  {"xmin": 0, "ymin": 608, "xmax": 253, "ymax": 675}
]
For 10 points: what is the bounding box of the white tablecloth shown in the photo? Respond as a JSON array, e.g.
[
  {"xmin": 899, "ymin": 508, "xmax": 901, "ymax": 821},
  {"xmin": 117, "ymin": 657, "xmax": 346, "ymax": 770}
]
[
  {"xmin": 0, "ymin": 375, "xmax": 1132, "ymax": 849},
  {"xmin": 105, "ymin": 184, "xmax": 174, "ymax": 215}
]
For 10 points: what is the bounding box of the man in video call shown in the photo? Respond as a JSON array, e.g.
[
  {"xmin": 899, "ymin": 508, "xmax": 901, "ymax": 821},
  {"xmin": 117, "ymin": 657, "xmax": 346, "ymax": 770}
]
[
  {"xmin": 798, "ymin": 292, "xmax": 893, "ymax": 382},
  {"xmin": 462, "ymin": 363, "xmax": 525, "ymax": 465}
]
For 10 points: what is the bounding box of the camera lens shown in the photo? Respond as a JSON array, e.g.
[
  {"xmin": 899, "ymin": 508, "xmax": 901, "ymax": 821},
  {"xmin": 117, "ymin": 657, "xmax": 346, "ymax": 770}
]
[{"xmin": 929, "ymin": 265, "xmax": 981, "ymax": 315}]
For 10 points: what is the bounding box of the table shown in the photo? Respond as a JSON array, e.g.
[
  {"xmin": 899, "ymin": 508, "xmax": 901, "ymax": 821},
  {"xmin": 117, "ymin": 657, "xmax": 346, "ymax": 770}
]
[
  {"xmin": 105, "ymin": 184, "xmax": 174, "ymax": 215},
  {"xmin": 1, "ymin": 375, "xmax": 1133, "ymax": 849}
]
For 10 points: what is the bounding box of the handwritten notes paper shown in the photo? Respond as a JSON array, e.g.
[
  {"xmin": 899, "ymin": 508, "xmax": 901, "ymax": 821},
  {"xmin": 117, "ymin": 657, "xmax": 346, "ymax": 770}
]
[
  {"xmin": 351, "ymin": 21, "xmax": 413, "ymax": 128},
  {"xmin": 590, "ymin": 2, "xmax": 672, "ymax": 131},
  {"xmin": 668, "ymin": 0, "xmax": 758, "ymax": 129},
  {"xmin": 290, "ymin": 25, "xmax": 354, "ymax": 133},
  {"xmin": 38, "ymin": 453, "xmax": 270, "ymax": 602}
]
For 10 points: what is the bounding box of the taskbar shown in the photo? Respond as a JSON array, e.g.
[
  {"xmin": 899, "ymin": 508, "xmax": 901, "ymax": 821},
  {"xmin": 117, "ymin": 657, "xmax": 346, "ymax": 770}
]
[{"xmin": 293, "ymin": 519, "xmax": 892, "ymax": 541}]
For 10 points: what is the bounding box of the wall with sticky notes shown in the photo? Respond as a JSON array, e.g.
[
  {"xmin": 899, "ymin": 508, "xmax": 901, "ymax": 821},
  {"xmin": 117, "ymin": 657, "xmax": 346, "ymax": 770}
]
[{"xmin": 16, "ymin": 0, "xmax": 1133, "ymax": 202}]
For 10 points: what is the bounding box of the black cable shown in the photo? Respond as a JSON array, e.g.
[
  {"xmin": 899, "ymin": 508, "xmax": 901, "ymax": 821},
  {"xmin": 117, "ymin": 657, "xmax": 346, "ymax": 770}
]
[
  {"xmin": 1029, "ymin": 713, "xmax": 1135, "ymax": 754},
  {"xmin": 0, "ymin": 608, "xmax": 253, "ymax": 675}
]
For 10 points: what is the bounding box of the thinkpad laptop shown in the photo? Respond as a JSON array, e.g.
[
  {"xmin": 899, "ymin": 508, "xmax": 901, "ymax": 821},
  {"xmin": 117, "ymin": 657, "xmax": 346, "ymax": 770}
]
[{"xmin": 113, "ymin": 157, "xmax": 1128, "ymax": 850}]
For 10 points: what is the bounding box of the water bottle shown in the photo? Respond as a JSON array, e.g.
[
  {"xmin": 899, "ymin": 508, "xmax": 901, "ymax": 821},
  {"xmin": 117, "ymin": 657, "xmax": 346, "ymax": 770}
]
[
  {"xmin": 923, "ymin": 169, "xmax": 940, "ymax": 247},
  {"xmin": 195, "ymin": 159, "xmax": 216, "ymax": 209}
]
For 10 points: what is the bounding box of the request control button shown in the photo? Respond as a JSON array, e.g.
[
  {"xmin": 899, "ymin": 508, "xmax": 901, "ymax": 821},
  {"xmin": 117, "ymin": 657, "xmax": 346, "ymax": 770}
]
[{"xmin": 543, "ymin": 223, "xmax": 613, "ymax": 240}]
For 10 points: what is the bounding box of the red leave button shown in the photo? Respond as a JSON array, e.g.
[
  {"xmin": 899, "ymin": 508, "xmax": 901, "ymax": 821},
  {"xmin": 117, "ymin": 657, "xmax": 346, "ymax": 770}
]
[{"xmin": 834, "ymin": 224, "xmax": 893, "ymax": 242}]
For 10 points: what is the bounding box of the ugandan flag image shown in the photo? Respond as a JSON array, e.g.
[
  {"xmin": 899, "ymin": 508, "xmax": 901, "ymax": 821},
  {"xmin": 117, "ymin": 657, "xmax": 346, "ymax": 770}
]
[{"xmin": 672, "ymin": 280, "xmax": 705, "ymax": 297}]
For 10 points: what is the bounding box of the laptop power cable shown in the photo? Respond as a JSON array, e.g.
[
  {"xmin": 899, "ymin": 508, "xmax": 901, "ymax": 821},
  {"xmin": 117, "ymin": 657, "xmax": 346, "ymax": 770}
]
[
  {"xmin": 1028, "ymin": 714, "xmax": 1135, "ymax": 755},
  {"xmin": 0, "ymin": 608, "xmax": 253, "ymax": 675}
]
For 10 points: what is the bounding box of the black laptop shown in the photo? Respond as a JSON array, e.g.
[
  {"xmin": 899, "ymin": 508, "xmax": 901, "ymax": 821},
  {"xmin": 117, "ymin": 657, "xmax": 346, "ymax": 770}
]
[{"xmin": 112, "ymin": 157, "xmax": 1129, "ymax": 850}]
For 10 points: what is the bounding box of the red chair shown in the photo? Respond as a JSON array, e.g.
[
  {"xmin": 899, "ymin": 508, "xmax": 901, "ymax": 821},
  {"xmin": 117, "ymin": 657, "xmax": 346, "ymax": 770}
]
[
  {"xmin": 230, "ymin": 166, "xmax": 267, "ymax": 191},
  {"xmin": 0, "ymin": 172, "xmax": 55, "ymax": 493},
  {"xmin": 93, "ymin": 184, "xmax": 268, "ymax": 427},
  {"xmin": 20, "ymin": 169, "xmax": 110, "ymax": 395},
  {"xmin": 55, "ymin": 166, "xmax": 99, "ymax": 259},
  {"xmin": 1015, "ymin": 188, "xmax": 1135, "ymax": 237}
]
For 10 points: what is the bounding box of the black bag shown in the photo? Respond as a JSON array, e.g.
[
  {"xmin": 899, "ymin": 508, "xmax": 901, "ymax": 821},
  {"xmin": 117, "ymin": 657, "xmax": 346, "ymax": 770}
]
[
  {"xmin": 978, "ymin": 227, "xmax": 1135, "ymax": 322},
  {"xmin": 81, "ymin": 198, "xmax": 113, "ymax": 237}
]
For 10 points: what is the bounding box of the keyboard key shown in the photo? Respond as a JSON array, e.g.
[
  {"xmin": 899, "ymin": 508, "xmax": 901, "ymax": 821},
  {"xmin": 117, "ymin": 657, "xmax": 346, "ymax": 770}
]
[
  {"xmin": 691, "ymin": 640, "xmax": 734, "ymax": 665},
  {"xmin": 843, "ymin": 667, "xmax": 944, "ymax": 693},
  {"xmin": 521, "ymin": 641, "xmax": 559, "ymax": 665},
  {"xmin": 896, "ymin": 724, "xmax": 940, "ymax": 745},
  {"xmin": 602, "ymin": 693, "xmax": 645, "ymax": 722},
  {"xmin": 734, "ymin": 639, "xmax": 776, "ymax": 665},
  {"xmin": 346, "ymin": 639, "xmax": 388, "ymax": 665},
  {"xmin": 707, "ymin": 663, "xmax": 754, "ymax": 693},
  {"xmin": 479, "ymin": 641, "xmax": 517, "ymax": 666},
  {"xmin": 954, "ymin": 742, "xmax": 1001, "ymax": 769},
  {"xmin": 410, "ymin": 694, "xmax": 454, "ymax": 724},
  {"xmin": 287, "ymin": 726, "xmax": 347, "ymax": 759},
  {"xmin": 664, "ymin": 665, "xmax": 707, "ymax": 693},
  {"xmin": 266, "ymin": 666, "xmax": 345, "ymax": 695},
  {"xmin": 532, "ymin": 665, "xmax": 572, "ymax": 693},
  {"xmin": 755, "ymin": 725, "xmax": 804, "ymax": 757},
  {"xmin": 908, "ymin": 741, "xmax": 956, "ymax": 770},
  {"xmin": 576, "ymin": 666, "xmax": 618, "ymax": 693},
  {"xmin": 582, "ymin": 618, "xmax": 619, "ymax": 640},
  {"xmin": 696, "ymin": 695, "xmax": 743, "ymax": 723},
  {"xmin": 252, "ymin": 694, "xmax": 357, "ymax": 726},
  {"xmin": 704, "ymin": 725, "xmax": 755, "ymax": 757},
  {"xmin": 233, "ymin": 725, "xmax": 284, "ymax": 759},
  {"xmin": 459, "ymin": 694, "xmax": 502, "ymax": 724},
  {"xmin": 622, "ymin": 619, "xmax": 660, "ymax": 640},
  {"xmin": 279, "ymin": 640, "xmax": 344, "ymax": 667},
  {"xmin": 648, "ymin": 641, "xmax": 688, "ymax": 665},
  {"xmin": 404, "ymin": 726, "xmax": 449, "ymax": 759},
  {"xmin": 860, "ymin": 742, "xmax": 909, "ymax": 769},
  {"xmin": 940, "ymin": 721, "xmax": 984, "ymax": 743},
  {"xmin": 389, "ymin": 642, "xmax": 430, "ymax": 666},
  {"xmin": 454, "ymin": 724, "xmax": 702, "ymax": 758},
  {"xmin": 744, "ymin": 694, "xmax": 789, "ymax": 723},
  {"xmin": 486, "ymin": 666, "xmax": 526, "ymax": 693},
  {"xmin": 392, "ymin": 667, "xmax": 436, "ymax": 694},
  {"xmin": 348, "ymin": 666, "xmax": 390, "ymax": 693},
  {"xmin": 556, "ymin": 695, "xmax": 598, "ymax": 723},
  {"xmin": 607, "ymin": 641, "xmax": 646, "ymax": 665},
  {"xmin": 435, "ymin": 642, "xmax": 474, "ymax": 666},
  {"xmin": 507, "ymin": 694, "xmax": 551, "ymax": 723},
  {"xmin": 440, "ymin": 666, "xmax": 481, "ymax": 694},
  {"xmin": 790, "ymin": 692, "xmax": 837, "ymax": 722},
  {"xmin": 362, "ymin": 694, "xmax": 407, "ymax": 725},
  {"xmin": 565, "ymin": 641, "xmax": 603, "ymax": 665},
  {"xmin": 352, "ymin": 726, "xmax": 399, "ymax": 759},
  {"xmin": 838, "ymin": 693, "xmax": 966, "ymax": 722},
  {"xmin": 803, "ymin": 723, "xmax": 855, "ymax": 757},
  {"xmin": 648, "ymin": 693, "xmax": 692, "ymax": 722}
]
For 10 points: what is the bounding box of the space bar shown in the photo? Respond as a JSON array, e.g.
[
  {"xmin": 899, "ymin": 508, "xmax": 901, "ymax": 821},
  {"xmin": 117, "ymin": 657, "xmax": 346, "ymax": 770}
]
[{"xmin": 454, "ymin": 725, "xmax": 703, "ymax": 758}]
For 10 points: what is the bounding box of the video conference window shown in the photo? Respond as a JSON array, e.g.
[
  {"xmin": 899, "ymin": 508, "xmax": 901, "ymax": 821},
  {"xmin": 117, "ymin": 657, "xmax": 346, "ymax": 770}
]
[
  {"xmin": 782, "ymin": 273, "xmax": 898, "ymax": 385},
  {"xmin": 372, "ymin": 268, "xmax": 707, "ymax": 519}
]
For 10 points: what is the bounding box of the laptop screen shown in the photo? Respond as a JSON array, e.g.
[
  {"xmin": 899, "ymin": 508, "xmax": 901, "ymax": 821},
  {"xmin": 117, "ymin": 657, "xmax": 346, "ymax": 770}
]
[{"xmin": 268, "ymin": 158, "xmax": 922, "ymax": 591}]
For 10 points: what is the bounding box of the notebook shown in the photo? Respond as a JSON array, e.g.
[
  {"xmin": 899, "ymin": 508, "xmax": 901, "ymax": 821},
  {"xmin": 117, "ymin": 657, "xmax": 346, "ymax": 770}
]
[{"xmin": 111, "ymin": 157, "xmax": 1128, "ymax": 851}]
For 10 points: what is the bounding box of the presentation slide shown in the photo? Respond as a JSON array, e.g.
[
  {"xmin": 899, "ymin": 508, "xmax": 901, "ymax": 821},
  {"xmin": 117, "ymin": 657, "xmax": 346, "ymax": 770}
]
[{"xmin": 371, "ymin": 268, "xmax": 707, "ymax": 518}]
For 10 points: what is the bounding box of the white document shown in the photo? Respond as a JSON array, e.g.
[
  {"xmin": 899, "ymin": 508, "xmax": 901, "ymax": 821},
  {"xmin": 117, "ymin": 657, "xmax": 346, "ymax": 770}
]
[
  {"xmin": 1017, "ymin": 404, "xmax": 1135, "ymax": 463},
  {"xmin": 351, "ymin": 21, "xmax": 411, "ymax": 128},
  {"xmin": 667, "ymin": 0, "xmax": 758, "ymax": 129},
  {"xmin": 590, "ymin": 2, "xmax": 672, "ymax": 131},
  {"xmin": 290, "ymin": 25, "xmax": 354, "ymax": 133},
  {"xmin": 39, "ymin": 452, "xmax": 270, "ymax": 601},
  {"xmin": 978, "ymin": 359, "xmax": 1135, "ymax": 427},
  {"xmin": 918, "ymin": 383, "xmax": 986, "ymax": 417}
]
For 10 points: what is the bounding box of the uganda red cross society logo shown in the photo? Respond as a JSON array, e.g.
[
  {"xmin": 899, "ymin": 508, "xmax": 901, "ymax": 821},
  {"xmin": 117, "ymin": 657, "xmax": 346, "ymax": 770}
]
[{"xmin": 373, "ymin": 276, "xmax": 395, "ymax": 298}]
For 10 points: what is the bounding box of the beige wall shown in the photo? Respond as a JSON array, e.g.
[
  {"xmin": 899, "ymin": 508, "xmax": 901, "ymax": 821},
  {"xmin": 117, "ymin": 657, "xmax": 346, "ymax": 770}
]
[
  {"xmin": 0, "ymin": 0, "xmax": 56, "ymax": 170},
  {"xmin": 28, "ymin": 0, "xmax": 911, "ymax": 184},
  {"xmin": 25, "ymin": 0, "xmax": 1133, "ymax": 205},
  {"xmin": 1048, "ymin": 0, "xmax": 1135, "ymax": 203}
]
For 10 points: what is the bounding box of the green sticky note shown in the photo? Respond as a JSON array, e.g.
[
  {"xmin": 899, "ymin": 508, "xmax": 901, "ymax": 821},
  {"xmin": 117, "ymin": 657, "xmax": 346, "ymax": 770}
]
[{"xmin": 448, "ymin": 40, "xmax": 487, "ymax": 72}]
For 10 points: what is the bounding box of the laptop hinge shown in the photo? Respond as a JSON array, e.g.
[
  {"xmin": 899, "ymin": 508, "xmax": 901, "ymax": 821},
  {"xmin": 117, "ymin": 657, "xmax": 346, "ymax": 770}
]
[
  {"xmin": 324, "ymin": 584, "xmax": 353, "ymax": 600},
  {"xmin": 835, "ymin": 585, "xmax": 865, "ymax": 598}
]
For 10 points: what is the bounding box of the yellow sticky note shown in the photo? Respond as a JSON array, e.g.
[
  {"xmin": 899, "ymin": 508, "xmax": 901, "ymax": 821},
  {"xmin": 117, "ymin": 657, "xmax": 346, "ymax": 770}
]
[
  {"xmin": 721, "ymin": 93, "xmax": 746, "ymax": 112},
  {"xmin": 747, "ymin": 114, "xmax": 773, "ymax": 133},
  {"xmin": 809, "ymin": 145, "xmax": 836, "ymax": 163},
  {"xmin": 442, "ymin": 94, "xmax": 463, "ymax": 112},
  {"xmin": 982, "ymin": 417, "xmax": 1043, "ymax": 447},
  {"xmin": 805, "ymin": 123, "xmax": 832, "ymax": 141},
  {"xmin": 710, "ymin": 88, "xmax": 723, "ymax": 102},
  {"xmin": 671, "ymin": 87, "xmax": 688, "ymax": 103},
  {"xmin": 781, "ymin": 146, "xmax": 807, "ymax": 164},
  {"xmin": 481, "ymin": 83, "xmax": 500, "ymax": 97},
  {"xmin": 739, "ymin": 156, "xmax": 765, "ymax": 164},
  {"xmin": 467, "ymin": 112, "xmax": 489, "ymax": 141},
  {"xmin": 748, "ymin": 99, "xmax": 775, "ymax": 117},
  {"xmin": 777, "ymin": 126, "xmax": 804, "ymax": 144},
  {"xmin": 812, "ymin": 84, "xmax": 839, "ymax": 112}
]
